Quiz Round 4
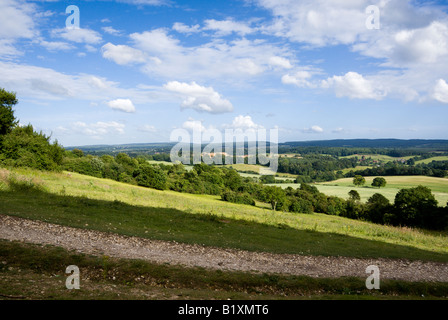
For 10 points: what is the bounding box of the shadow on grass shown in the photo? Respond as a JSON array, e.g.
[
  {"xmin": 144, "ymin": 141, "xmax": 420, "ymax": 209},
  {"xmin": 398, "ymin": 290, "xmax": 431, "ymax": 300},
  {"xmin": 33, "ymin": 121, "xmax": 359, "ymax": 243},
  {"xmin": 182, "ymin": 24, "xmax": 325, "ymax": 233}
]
[{"xmin": 0, "ymin": 187, "xmax": 447, "ymax": 263}]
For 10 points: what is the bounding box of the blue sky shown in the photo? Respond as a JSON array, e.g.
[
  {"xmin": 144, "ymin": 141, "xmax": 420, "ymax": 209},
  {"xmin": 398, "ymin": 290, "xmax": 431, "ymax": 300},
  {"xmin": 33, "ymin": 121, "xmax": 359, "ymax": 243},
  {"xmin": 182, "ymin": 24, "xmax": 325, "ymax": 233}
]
[{"xmin": 1, "ymin": 0, "xmax": 448, "ymax": 147}]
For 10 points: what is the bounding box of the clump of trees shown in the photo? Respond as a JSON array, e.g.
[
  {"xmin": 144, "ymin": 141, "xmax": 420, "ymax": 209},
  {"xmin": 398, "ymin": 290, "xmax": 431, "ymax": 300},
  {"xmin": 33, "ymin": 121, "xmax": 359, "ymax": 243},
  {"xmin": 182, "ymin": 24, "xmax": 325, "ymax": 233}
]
[{"xmin": 0, "ymin": 88, "xmax": 64, "ymax": 171}]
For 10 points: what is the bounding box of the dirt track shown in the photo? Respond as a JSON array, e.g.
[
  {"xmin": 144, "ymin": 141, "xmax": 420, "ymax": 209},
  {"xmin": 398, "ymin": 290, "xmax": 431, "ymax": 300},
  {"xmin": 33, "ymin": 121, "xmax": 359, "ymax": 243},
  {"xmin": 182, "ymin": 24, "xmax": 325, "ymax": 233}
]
[{"xmin": 1, "ymin": 214, "xmax": 447, "ymax": 282}]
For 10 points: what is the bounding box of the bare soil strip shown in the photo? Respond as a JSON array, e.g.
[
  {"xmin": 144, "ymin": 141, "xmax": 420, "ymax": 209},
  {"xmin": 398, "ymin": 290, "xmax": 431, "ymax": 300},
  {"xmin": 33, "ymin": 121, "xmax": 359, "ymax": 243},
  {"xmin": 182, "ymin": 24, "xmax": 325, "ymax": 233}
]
[{"xmin": 1, "ymin": 215, "xmax": 447, "ymax": 282}]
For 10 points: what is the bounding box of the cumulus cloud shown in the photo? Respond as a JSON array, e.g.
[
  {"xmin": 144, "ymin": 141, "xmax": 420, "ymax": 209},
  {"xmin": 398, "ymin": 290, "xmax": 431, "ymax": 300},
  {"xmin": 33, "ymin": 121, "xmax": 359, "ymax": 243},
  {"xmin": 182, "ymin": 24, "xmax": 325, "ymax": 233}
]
[
  {"xmin": 172, "ymin": 22, "xmax": 201, "ymax": 34},
  {"xmin": 433, "ymin": 79, "xmax": 448, "ymax": 103},
  {"xmin": 224, "ymin": 115, "xmax": 264, "ymax": 131},
  {"xmin": 130, "ymin": 29, "xmax": 180, "ymax": 54},
  {"xmin": 164, "ymin": 81, "xmax": 234, "ymax": 114},
  {"xmin": 107, "ymin": 99, "xmax": 136, "ymax": 113},
  {"xmin": 39, "ymin": 39, "xmax": 75, "ymax": 52},
  {"xmin": 282, "ymin": 70, "xmax": 314, "ymax": 88},
  {"xmin": 321, "ymin": 72, "xmax": 384, "ymax": 100},
  {"xmin": 182, "ymin": 118, "xmax": 207, "ymax": 133},
  {"xmin": 302, "ymin": 125, "xmax": 323, "ymax": 134},
  {"xmin": 51, "ymin": 28, "xmax": 102, "ymax": 44},
  {"xmin": 256, "ymin": 0, "xmax": 368, "ymax": 47},
  {"xmin": 105, "ymin": 29, "xmax": 291, "ymax": 81},
  {"xmin": 0, "ymin": 0, "xmax": 36, "ymax": 57},
  {"xmin": 203, "ymin": 19, "xmax": 254, "ymax": 36},
  {"xmin": 269, "ymin": 56, "xmax": 293, "ymax": 69},
  {"xmin": 102, "ymin": 26, "xmax": 123, "ymax": 36},
  {"xmin": 71, "ymin": 121, "xmax": 125, "ymax": 136},
  {"xmin": 0, "ymin": 0, "xmax": 35, "ymax": 40},
  {"xmin": 101, "ymin": 43, "xmax": 146, "ymax": 65},
  {"xmin": 355, "ymin": 21, "xmax": 448, "ymax": 67}
]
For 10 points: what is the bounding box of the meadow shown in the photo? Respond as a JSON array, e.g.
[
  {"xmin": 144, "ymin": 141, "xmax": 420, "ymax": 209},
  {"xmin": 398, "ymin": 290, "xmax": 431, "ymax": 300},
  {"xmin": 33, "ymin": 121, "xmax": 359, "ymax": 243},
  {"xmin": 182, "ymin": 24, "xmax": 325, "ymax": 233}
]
[{"xmin": 0, "ymin": 168, "xmax": 447, "ymax": 263}]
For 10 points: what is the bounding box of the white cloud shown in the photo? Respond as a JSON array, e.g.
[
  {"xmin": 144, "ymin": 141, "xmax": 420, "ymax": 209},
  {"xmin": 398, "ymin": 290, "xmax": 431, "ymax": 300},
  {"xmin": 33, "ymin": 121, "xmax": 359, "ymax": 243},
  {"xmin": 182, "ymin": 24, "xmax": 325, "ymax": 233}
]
[
  {"xmin": 282, "ymin": 70, "xmax": 313, "ymax": 88},
  {"xmin": 302, "ymin": 125, "xmax": 323, "ymax": 134},
  {"xmin": 39, "ymin": 39, "xmax": 75, "ymax": 51},
  {"xmin": 71, "ymin": 121, "xmax": 125, "ymax": 136},
  {"xmin": 0, "ymin": 61, "xmax": 162, "ymax": 105},
  {"xmin": 322, "ymin": 72, "xmax": 384, "ymax": 100},
  {"xmin": 355, "ymin": 21, "xmax": 448, "ymax": 67},
  {"xmin": 256, "ymin": 0, "xmax": 448, "ymax": 103},
  {"xmin": 433, "ymin": 79, "xmax": 448, "ymax": 103},
  {"xmin": 172, "ymin": 22, "xmax": 201, "ymax": 34},
  {"xmin": 51, "ymin": 28, "xmax": 102, "ymax": 44},
  {"xmin": 102, "ymin": 26, "xmax": 123, "ymax": 36},
  {"xmin": 0, "ymin": 39, "xmax": 21, "ymax": 57},
  {"xmin": 164, "ymin": 81, "xmax": 234, "ymax": 114},
  {"xmin": 130, "ymin": 29, "xmax": 180, "ymax": 54},
  {"xmin": 0, "ymin": 0, "xmax": 35, "ymax": 40},
  {"xmin": 101, "ymin": 43, "xmax": 146, "ymax": 65},
  {"xmin": 269, "ymin": 56, "xmax": 292, "ymax": 69},
  {"xmin": 139, "ymin": 124, "xmax": 157, "ymax": 132},
  {"xmin": 0, "ymin": 0, "xmax": 37, "ymax": 57},
  {"xmin": 105, "ymin": 29, "xmax": 290, "ymax": 82},
  {"xmin": 203, "ymin": 19, "xmax": 254, "ymax": 36},
  {"xmin": 117, "ymin": 0, "xmax": 167, "ymax": 5},
  {"xmin": 332, "ymin": 127, "xmax": 346, "ymax": 134},
  {"xmin": 257, "ymin": 0, "xmax": 368, "ymax": 47},
  {"xmin": 107, "ymin": 99, "xmax": 136, "ymax": 113},
  {"xmin": 182, "ymin": 118, "xmax": 207, "ymax": 133},
  {"xmin": 224, "ymin": 115, "xmax": 264, "ymax": 131}
]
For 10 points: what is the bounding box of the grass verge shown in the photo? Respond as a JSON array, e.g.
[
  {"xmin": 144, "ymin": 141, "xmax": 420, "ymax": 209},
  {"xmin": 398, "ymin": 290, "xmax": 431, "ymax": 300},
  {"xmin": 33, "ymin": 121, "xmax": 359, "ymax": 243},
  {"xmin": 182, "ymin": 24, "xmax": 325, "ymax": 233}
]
[{"xmin": 1, "ymin": 240, "xmax": 447, "ymax": 300}]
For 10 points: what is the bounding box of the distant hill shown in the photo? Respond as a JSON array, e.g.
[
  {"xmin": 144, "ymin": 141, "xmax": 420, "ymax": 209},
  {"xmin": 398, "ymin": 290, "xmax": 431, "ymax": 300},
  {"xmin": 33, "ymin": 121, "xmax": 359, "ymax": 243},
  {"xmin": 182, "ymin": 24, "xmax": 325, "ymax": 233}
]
[
  {"xmin": 281, "ymin": 139, "xmax": 448, "ymax": 150},
  {"xmin": 66, "ymin": 139, "xmax": 448, "ymax": 155}
]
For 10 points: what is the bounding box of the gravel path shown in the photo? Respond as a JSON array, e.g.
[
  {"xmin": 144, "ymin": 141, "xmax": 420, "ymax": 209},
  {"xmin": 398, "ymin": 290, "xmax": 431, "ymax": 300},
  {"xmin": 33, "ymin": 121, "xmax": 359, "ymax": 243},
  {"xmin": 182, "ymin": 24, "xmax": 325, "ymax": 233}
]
[{"xmin": 1, "ymin": 214, "xmax": 447, "ymax": 282}]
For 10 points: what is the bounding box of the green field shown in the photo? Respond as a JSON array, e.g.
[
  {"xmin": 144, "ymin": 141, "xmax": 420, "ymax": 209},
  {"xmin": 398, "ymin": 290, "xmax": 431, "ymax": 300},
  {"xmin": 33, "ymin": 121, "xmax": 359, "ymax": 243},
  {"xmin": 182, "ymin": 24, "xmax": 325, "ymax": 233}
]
[
  {"xmin": 339, "ymin": 154, "xmax": 414, "ymax": 162},
  {"xmin": 270, "ymin": 176, "xmax": 448, "ymax": 205},
  {"xmin": 338, "ymin": 166, "xmax": 373, "ymax": 174},
  {"xmin": 416, "ymin": 156, "xmax": 448, "ymax": 164},
  {"xmin": 1, "ymin": 168, "xmax": 447, "ymax": 263}
]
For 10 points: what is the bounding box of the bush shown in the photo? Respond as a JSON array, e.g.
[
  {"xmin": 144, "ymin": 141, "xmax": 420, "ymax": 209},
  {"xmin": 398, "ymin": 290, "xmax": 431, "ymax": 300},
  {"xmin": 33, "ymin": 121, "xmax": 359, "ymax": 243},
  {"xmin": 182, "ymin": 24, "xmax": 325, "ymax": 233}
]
[
  {"xmin": 135, "ymin": 164, "xmax": 167, "ymax": 190},
  {"xmin": 289, "ymin": 198, "xmax": 313, "ymax": 214},
  {"xmin": 1, "ymin": 124, "xmax": 64, "ymax": 171},
  {"xmin": 221, "ymin": 190, "xmax": 255, "ymax": 206}
]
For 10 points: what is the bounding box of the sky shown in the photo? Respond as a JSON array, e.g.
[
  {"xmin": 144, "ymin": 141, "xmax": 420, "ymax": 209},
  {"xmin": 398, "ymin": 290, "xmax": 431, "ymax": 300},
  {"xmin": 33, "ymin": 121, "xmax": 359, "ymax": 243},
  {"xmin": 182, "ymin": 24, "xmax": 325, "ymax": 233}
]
[{"xmin": 1, "ymin": 0, "xmax": 448, "ymax": 147}]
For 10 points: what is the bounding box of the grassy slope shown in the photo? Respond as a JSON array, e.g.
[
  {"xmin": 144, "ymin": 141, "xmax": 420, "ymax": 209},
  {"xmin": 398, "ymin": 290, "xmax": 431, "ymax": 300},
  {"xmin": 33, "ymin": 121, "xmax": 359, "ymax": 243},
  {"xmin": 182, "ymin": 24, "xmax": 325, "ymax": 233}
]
[{"xmin": 0, "ymin": 168, "xmax": 447, "ymax": 262}]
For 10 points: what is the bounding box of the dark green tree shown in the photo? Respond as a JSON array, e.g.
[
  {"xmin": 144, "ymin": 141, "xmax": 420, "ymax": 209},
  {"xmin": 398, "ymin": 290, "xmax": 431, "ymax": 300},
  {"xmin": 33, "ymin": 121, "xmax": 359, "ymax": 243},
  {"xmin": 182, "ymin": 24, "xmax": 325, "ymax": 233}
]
[
  {"xmin": 0, "ymin": 88, "xmax": 18, "ymax": 137},
  {"xmin": 366, "ymin": 193, "xmax": 390, "ymax": 224},
  {"xmin": 372, "ymin": 177, "xmax": 387, "ymax": 188},
  {"xmin": 393, "ymin": 185, "xmax": 439, "ymax": 228},
  {"xmin": 353, "ymin": 175, "xmax": 366, "ymax": 187},
  {"xmin": 262, "ymin": 186, "xmax": 287, "ymax": 211},
  {"xmin": 348, "ymin": 189, "xmax": 361, "ymax": 201}
]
